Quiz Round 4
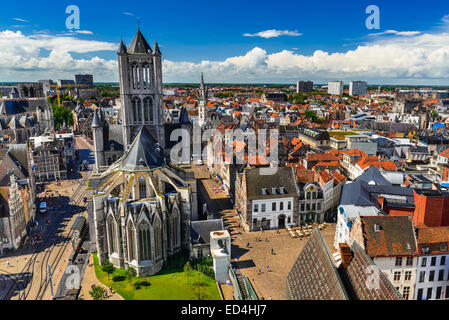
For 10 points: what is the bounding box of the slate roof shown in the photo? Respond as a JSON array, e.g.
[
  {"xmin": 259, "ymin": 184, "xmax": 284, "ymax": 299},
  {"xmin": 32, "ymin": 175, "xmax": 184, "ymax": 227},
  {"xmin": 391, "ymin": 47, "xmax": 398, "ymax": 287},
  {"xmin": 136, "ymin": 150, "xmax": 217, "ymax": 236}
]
[
  {"xmin": 127, "ymin": 29, "xmax": 152, "ymax": 54},
  {"xmin": 191, "ymin": 219, "xmax": 224, "ymax": 245},
  {"xmin": 340, "ymin": 167, "xmax": 391, "ymax": 206},
  {"xmin": 179, "ymin": 107, "xmax": 190, "ymax": 124},
  {"xmin": 120, "ymin": 126, "xmax": 164, "ymax": 171},
  {"xmin": 360, "ymin": 216, "xmax": 418, "ymax": 257},
  {"xmin": 287, "ymin": 228, "xmax": 348, "ymax": 300},
  {"xmin": 91, "ymin": 109, "xmax": 101, "ymax": 128},
  {"xmin": 105, "ymin": 124, "xmax": 124, "ymax": 151},
  {"xmin": 287, "ymin": 228, "xmax": 403, "ymax": 300},
  {"xmin": 245, "ymin": 167, "xmax": 297, "ymax": 200}
]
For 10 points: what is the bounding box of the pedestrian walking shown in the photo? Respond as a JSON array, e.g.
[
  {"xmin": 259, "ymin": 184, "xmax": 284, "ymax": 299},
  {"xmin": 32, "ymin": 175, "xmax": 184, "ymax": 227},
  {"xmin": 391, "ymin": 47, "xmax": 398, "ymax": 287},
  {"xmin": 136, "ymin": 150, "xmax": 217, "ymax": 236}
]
[{"xmin": 6, "ymin": 261, "xmax": 9, "ymax": 268}]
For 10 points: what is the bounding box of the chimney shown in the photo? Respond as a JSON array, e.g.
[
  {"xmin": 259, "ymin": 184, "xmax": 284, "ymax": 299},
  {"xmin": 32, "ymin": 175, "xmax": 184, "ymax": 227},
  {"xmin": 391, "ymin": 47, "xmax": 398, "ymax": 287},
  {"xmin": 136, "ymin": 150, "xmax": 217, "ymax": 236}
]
[
  {"xmin": 377, "ymin": 195, "xmax": 385, "ymax": 210},
  {"xmin": 339, "ymin": 243, "xmax": 353, "ymax": 269}
]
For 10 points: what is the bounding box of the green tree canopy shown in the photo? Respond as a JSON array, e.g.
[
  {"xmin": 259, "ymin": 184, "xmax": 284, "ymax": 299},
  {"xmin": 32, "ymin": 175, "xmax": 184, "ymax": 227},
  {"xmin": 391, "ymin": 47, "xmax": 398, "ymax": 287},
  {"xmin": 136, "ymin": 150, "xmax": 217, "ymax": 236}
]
[{"xmin": 89, "ymin": 285, "xmax": 104, "ymax": 300}]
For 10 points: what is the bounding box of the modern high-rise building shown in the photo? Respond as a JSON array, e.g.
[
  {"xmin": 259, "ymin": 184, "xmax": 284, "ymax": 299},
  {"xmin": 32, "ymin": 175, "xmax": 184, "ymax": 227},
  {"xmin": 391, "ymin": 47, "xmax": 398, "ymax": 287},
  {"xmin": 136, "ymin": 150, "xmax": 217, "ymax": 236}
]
[
  {"xmin": 328, "ymin": 81, "xmax": 344, "ymax": 95},
  {"xmin": 296, "ymin": 81, "xmax": 313, "ymax": 93},
  {"xmin": 75, "ymin": 74, "xmax": 94, "ymax": 89},
  {"xmin": 349, "ymin": 81, "xmax": 367, "ymax": 96}
]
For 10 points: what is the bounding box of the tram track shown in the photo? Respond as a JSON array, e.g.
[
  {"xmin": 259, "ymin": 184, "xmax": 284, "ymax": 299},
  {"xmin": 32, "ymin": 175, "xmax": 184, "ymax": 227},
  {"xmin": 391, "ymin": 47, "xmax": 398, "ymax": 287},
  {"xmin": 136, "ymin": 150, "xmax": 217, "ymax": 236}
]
[{"xmin": 3, "ymin": 172, "xmax": 90, "ymax": 300}]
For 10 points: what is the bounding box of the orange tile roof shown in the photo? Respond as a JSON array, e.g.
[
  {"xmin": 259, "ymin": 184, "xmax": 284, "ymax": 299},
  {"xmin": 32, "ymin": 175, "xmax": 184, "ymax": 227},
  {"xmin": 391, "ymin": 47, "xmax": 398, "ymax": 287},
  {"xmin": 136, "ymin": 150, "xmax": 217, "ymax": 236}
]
[
  {"xmin": 291, "ymin": 137, "xmax": 301, "ymax": 145},
  {"xmin": 439, "ymin": 147, "xmax": 449, "ymax": 158}
]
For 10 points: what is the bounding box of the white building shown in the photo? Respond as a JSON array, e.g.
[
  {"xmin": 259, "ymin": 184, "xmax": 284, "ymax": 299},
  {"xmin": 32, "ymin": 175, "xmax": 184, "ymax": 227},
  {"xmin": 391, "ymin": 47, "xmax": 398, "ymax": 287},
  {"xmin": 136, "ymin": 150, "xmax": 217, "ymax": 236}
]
[
  {"xmin": 237, "ymin": 167, "xmax": 299, "ymax": 232},
  {"xmin": 415, "ymin": 226, "xmax": 449, "ymax": 300},
  {"xmin": 349, "ymin": 81, "xmax": 367, "ymax": 96},
  {"xmin": 328, "ymin": 81, "xmax": 344, "ymax": 96},
  {"xmin": 349, "ymin": 215, "xmax": 418, "ymax": 300}
]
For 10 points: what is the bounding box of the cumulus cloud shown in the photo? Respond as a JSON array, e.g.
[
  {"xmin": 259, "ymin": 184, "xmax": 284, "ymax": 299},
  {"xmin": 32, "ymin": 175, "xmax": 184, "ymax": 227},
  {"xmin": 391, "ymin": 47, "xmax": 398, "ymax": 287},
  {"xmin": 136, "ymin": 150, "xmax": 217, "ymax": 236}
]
[
  {"xmin": 243, "ymin": 29, "xmax": 302, "ymax": 39},
  {"xmin": 0, "ymin": 30, "xmax": 117, "ymax": 81},
  {"xmin": 4, "ymin": 18, "xmax": 449, "ymax": 84},
  {"xmin": 162, "ymin": 31, "xmax": 449, "ymax": 83}
]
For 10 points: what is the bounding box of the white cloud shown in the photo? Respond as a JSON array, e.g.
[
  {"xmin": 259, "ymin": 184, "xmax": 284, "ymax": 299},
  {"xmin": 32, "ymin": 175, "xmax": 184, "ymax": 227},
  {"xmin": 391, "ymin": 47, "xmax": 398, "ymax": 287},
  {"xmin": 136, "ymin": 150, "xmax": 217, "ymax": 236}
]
[
  {"xmin": 75, "ymin": 30, "xmax": 94, "ymax": 35},
  {"xmin": 369, "ymin": 29, "xmax": 421, "ymax": 37},
  {"xmin": 4, "ymin": 16, "xmax": 449, "ymax": 84},
  {"xmin": 161, "ymin": 31, "xmax": 449, "ymax": 83},
  {"xmin": 0, "ymin": 30, "xmax": 117, "ymax": 81},
  {"xmin": 123, "ymin": 12, "xmax": 134, "ymax": 16},
  {"xmin": 13, "ymin": 18, "xmax": 29, "ymax": 23},
  {"xmin": 243, "ymin": 29, "xmax": 302, "ymax": 39}
]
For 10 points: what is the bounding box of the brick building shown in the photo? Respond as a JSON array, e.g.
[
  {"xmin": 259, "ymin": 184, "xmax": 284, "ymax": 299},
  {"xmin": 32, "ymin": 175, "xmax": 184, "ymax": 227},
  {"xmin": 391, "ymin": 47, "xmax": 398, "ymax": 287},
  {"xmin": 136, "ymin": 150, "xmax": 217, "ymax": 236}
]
[{"xmin": 413, "ymin": 189, "xmax": 449, "ymax": 227}]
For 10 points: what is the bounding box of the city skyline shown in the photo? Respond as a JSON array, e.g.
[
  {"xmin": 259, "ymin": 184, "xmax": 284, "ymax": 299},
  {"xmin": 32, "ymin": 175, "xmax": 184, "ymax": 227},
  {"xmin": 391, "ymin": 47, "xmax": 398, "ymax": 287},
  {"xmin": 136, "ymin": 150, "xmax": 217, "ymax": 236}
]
[{"xmin": 1, "ymin": 0, "xmax": 449, "ymax": 84}]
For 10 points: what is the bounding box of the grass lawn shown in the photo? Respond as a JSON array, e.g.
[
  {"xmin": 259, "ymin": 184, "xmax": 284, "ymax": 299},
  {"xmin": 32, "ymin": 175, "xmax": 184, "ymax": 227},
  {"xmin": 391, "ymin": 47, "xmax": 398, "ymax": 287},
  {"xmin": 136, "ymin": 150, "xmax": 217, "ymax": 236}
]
[{"xmin": 92, "ymin": 253, "xmax": 222, "ymax": 300}]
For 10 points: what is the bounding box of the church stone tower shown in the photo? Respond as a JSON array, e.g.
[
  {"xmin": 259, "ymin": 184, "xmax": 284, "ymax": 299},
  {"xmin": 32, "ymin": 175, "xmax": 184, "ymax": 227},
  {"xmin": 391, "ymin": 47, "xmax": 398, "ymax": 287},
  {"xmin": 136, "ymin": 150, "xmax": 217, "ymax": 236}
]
[
  {"xmin": 198, "ymin": 73, "xmax": 208, "ymax": 127},
  {"xmin": 118, "ymin": 29, "xmax": 165, "ymax": 150},
  {"xmin": 92, "ymin": 109, "xmax": 104, "ymax": 169}
]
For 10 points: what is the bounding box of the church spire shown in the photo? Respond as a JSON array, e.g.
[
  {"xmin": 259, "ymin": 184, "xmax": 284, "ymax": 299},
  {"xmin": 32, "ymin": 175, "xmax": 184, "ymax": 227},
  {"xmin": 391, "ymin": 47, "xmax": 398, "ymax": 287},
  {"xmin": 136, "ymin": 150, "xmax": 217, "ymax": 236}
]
[
  {"xmin": 154, "ymin": 41, "xmax": 161, "ymax": 56},
  {"xmin": 118, "ymin": 39, "xmax": 127, "ymax": 55},
  {"xmin": 128, "ymin": 29, "xmax": 152, "ymax": 54}
]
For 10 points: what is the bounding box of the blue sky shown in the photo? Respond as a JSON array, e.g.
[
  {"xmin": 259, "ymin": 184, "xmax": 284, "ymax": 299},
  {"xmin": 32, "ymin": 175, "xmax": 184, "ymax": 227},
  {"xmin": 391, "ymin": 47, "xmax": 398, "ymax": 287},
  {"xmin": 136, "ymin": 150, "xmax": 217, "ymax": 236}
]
[{"xmin": 1, "ymin": 0, "xmax": 449, "ymax": 84}]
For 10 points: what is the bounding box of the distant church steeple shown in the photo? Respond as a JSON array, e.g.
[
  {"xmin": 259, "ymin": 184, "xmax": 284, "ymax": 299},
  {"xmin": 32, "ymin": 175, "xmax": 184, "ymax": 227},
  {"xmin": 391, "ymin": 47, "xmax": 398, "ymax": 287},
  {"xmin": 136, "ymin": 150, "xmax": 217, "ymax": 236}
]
[
  {"xmin": 198, "ymin": 73, "xmax": 208, "ymax": 127},
  {"xmin": 117, "ymin": 28, "xmax": 165, "ymax": 150}
]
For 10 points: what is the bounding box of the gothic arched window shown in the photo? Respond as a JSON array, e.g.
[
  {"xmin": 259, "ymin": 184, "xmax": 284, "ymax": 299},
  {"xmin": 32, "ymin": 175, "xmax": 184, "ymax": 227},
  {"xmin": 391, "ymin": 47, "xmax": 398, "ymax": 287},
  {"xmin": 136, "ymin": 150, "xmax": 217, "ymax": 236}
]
[
  {"xmin": 143, "ymin": 63, "xmax": 151, "ymax": 90},
  {"xmin": 131, "ymin": 64, "xmax": 138, "ymax": 90},
  {"xmin": 154, "ymin": 218, "xmax": 162, "ymax": 258},
  {"xmin": 132, "ymin": 97, "xmax": 141, "ymax": 123},
  {"xmin": 127, "ymin": 222, "xmax": 136, "ymax": 261},
  {"xmin": 136, "ymin": 65, "xmax": 141, "ymax": 90},
  {"xmin": 139, "ymin": 176, "xmax": 146, "ymax": 199},
  {"xmin": 138, "ymin": 221, "xmax": 152, "ymax": 261},
  {"xmin": 107, "ymin": 215, "xmax": 117, "ymax": 254},
  {"xmin": 144, "ymin": 98, "xmax": 153, "ymax": 123},
  {"xmin": 172, "ymin": 209, "xmax": 179, "ymax": 247}
]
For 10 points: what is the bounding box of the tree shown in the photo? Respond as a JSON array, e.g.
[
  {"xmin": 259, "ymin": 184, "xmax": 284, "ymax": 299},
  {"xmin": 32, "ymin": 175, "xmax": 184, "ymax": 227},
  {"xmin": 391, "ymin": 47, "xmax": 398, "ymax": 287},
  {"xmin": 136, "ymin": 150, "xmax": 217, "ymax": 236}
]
[
  {"xmin": 89, "ymin": 285, "xmax": 104, "ymax": 300},
  {"xmin": 289, "ymin": 93, "xmax": 306, "ymax": 105},
  {"xmin": 101, "ymin": 261, "xmax": 115, "ymax": 279},
  {"xmin": 184, "ymin": 261, "xmax": 193, "ymax": 283},
  {"xmin": 51, "ymin": 104, "xmax": 74, "ymax": 130},
  {"xmin": 191, "ymin": 266, "xmax": 209, "ymax": 300},
  {"xmin": 126, "ymin": 266, "xmax": 137, "ymax": 284},
  {"xmin": 432, "ymin": 111, "xmax": 439, "ymax": 120}
]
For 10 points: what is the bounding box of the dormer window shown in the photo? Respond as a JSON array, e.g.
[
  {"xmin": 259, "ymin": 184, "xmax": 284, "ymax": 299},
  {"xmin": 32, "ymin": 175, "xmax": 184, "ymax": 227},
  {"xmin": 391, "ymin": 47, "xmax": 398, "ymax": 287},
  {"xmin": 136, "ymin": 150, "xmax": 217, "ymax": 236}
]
[
  {"xmin": 441, "ymin": 243, "xmax": 448, "ymax": 251},
  {"xmin": 262, "ymin": 188, "xmax": 268, "ymax": 195},
  {"xmin": 272, "ymin": 188, "xmax": 277, "ymax": 195},
  {"xmin": 374, "ymin": 224, "xmax": 381, "ymax": 232},
  {"xmin": 279, "ymin": 187, "xmax": 286, "ymax": 194}
]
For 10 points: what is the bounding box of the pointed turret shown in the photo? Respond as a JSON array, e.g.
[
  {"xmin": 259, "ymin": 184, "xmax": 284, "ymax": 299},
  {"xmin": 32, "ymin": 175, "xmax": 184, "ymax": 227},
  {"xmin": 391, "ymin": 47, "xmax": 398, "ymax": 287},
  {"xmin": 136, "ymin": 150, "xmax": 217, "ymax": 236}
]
[
  {"xmin": 179, "ymin": 107, "xmax": 191, "ymax": 125},
  {"xmin": 128, "ymin": 29, "xmax": 152, "ymax": 54},
  {"xmin": 154, "ymin": 41, "xmax": 161, "ymax": 56},
  {"xmin": 118, "ymin": 39, "xmax": 127, "ymax": 55},
  {"xmin": 92, "ymin": 109, "xmax": 101, "ymax": 128}
]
